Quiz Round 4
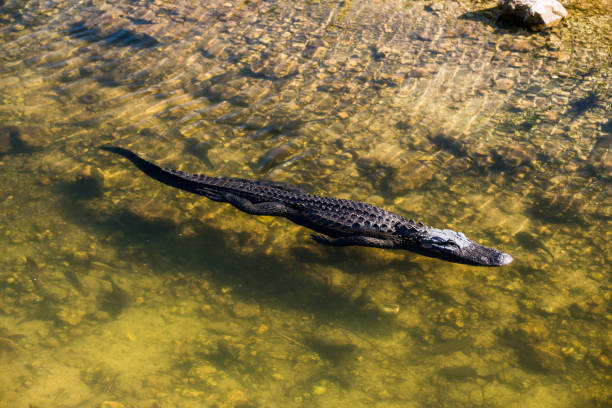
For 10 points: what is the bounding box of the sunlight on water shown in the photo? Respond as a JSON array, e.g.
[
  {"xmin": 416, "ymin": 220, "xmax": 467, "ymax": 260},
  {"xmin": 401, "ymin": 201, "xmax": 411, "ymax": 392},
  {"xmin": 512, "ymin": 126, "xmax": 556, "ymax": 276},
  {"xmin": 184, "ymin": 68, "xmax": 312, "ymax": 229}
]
[{"xmin": 0, "ymin": 0, "xmax": 610, "ymax": 407}]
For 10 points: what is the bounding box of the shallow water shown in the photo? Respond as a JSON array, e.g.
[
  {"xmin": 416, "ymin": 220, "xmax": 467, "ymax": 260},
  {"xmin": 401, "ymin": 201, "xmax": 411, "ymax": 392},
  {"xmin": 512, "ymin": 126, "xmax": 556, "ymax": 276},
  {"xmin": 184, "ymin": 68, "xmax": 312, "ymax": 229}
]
[{"xmin": 0, "ymin": 0, "xmax": 610, "ymax": 407}]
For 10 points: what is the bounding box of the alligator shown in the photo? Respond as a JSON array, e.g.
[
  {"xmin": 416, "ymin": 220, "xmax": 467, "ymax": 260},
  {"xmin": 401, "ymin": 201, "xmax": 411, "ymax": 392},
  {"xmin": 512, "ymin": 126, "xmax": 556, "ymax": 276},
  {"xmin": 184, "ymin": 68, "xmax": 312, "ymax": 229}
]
[{"xmin": 100, "ymin": 146, "xmax": 513, "ymax": 266}]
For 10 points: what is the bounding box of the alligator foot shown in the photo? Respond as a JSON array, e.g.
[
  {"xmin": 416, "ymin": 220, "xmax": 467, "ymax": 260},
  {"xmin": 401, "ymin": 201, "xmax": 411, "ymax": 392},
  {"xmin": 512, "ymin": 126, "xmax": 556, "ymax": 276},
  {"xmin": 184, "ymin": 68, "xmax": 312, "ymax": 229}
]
[
  {"xmin": 223, "ymin": 193, "xmax": 296, "ymax": 216},
  {"xmin": 310, "ymin": 234, "xmax": 396, "ymax": 248}
]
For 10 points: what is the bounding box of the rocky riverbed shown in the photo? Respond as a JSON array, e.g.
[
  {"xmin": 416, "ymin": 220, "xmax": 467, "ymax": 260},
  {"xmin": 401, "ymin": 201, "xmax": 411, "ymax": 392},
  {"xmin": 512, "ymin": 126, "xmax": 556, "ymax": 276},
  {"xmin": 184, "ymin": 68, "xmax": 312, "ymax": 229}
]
[{"xmin": 0, "ymin": 0, "xmax": 610, "ymax": 407}]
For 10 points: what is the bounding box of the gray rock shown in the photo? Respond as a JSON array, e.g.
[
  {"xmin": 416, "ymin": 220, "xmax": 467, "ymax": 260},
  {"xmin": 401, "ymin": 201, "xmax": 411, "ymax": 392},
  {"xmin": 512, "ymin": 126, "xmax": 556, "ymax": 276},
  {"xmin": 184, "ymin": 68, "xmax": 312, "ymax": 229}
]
[{"xmin": 499, "ymin": 0, "xmax": 568, "ymax": 30}]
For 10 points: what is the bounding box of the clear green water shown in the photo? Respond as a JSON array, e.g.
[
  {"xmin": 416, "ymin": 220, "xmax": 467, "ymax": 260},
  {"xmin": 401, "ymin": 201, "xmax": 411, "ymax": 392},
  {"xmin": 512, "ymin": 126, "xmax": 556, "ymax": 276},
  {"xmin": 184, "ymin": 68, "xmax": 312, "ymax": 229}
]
[{"xmin": 0, "ymin": 0, "xmax": 610, "ymax": 406}]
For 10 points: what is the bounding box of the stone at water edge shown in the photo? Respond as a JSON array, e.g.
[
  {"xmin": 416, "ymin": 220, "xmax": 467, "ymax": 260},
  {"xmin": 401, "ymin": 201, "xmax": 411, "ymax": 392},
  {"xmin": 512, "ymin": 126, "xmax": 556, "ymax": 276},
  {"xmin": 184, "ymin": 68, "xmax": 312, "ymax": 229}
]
[{"xmin": 499, "ymin": 0, "xmax": 568, "ymax": 30}]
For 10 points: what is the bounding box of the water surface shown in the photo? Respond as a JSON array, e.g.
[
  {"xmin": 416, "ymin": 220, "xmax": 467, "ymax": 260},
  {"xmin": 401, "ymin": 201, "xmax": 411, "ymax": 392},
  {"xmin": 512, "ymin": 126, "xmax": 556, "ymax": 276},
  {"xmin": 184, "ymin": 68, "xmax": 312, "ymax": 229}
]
[{"xmin": 0, "ymin": 0, "xmax": 610, "ymax": 407}]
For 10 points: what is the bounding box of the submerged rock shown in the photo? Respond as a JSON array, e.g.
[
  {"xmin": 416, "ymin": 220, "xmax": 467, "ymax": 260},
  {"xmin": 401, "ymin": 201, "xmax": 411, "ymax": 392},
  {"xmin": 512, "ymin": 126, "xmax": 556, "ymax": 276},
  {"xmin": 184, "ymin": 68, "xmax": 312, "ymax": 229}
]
[
  {"xmin": 253, "ymin": 143, "xmax": 296, "ymax": 173},
  {"xmin": 16, "ymin": 125, "xmax": 52, "ymax": 149},
  {"xmin": 499, "ymin": 0, "xmax": 568, "ymax": 30},
  {"xmin": 589, "ymin": 135, "xmax": 611, "ymax": 179},
  {"xmin": 491, "ymin": 144, "xmax": 536, "ymax": 170},
  {"xmin": 388, "ymin": 160, "xmax": 434, "ymax": 194},
  {"xmin": 232, "ymin": 302, "xmax": 260, "ymax": 319},
  {"xmin": 304, "ymin": 327, "xmax": 356, "ymax": 365},
  {"xmin": 0, "ymin": 125, "xmax": 51, "ymax": 152},
  {"xmin": 520, "ymin": 341, "xmax": 566, "ymax": 372},
  {"xmin": 436, "ymin": 365, "xmax": 488, "ymax": 382}
]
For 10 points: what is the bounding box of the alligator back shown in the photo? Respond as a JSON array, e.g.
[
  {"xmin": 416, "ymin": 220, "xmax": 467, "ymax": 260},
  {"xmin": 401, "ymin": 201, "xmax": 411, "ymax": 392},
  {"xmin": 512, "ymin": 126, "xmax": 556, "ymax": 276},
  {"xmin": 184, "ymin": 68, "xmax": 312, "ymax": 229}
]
[
  {"xmin": 165, "ymin": 161, "xmax": 412, "ymax": 237},
  {"xmin": 101, "ymin": 146, "xmax": 413, "ymax": 237}
]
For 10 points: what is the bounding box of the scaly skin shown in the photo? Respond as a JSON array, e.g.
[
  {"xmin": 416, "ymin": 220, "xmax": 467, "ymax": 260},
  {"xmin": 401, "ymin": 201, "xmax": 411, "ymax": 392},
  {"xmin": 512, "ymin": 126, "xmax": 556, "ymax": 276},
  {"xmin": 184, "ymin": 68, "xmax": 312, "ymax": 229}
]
[{"xmin": 101, "ymin": 146, "xmax": 513, "ymax": 266}]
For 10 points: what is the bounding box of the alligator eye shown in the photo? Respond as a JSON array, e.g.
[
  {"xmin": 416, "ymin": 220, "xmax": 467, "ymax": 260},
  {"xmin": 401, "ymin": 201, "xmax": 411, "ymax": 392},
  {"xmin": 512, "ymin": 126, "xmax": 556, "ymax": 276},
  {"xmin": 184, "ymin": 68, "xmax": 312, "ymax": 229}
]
[
  {"xmin": 446, "ymin": 241, "xmax": 460, "ymax": 249},
  {"xmin": 435, "ymin": 240, "xmax": 460, "ymax": 250}
]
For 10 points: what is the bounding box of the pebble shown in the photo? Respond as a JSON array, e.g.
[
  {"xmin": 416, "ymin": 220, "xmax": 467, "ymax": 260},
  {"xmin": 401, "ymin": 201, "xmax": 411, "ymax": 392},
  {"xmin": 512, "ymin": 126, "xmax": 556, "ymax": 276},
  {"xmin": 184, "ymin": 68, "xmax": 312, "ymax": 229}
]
[
  {"xmin": 318, "ymin": 157, "xmax": 336, "ymax": 167},
  {"xmin": 232, "ymin": 302, "xmax": 260, "ymax": 318},
  {"xmin": 56, "ymin": 306, "xmax": 86, "ymax": 326},
  {"xmin": 254, "ymin": 143, "xmax": 295, "ymax": 172},
  {"xmin": 101, "ymin": 402, "xmax": 126, "ymax": 408},
  {"xmin": 312, "ymin": 384, "xmax": 327, "ymax": 395},
  {"xmin": 494, "ymin": 78, "xmax": 515, "ymax": 91},
  {"xmin": 550, "ymin": 51, "xmax": 570, "ymax": 62},
  {"xmin": 510, "ymin": 39, "xmax": 533, "ymax": 52},
  {"xmin": 223, "ymin": 390, "xmax": 249, "ymax": 407},
  {"xmin": 191, "ymin": 363, "xmax": 217, "ymax": 380},
  {"xmin": 514, "ymin": 318, "xmax": 550, "ymax": 342},
  {"xmin": 409, "ymin": 67, "xmax": 429, "ymax": 77},
  {"xmin": 302, "ymin": 38, "xmax": 328, "ymax": 59}
]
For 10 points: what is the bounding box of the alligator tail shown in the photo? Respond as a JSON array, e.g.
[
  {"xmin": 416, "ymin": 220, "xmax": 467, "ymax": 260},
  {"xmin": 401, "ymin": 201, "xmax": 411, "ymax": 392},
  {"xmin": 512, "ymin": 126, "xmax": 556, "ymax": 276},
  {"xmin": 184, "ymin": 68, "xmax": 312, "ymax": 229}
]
[{"xmin": 100, "ymin": 145, "xmax": 211, "ymax": 194}]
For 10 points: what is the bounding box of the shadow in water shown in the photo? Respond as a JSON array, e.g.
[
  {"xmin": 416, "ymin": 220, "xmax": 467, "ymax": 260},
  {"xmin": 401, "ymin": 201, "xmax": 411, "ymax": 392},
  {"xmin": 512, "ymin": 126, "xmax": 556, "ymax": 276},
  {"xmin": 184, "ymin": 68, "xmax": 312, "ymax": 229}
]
[
  {"xmin": 57, "ymin": 174, "xmax": 104, "ymax": 199},
  {"xmin": 459, "ymin": 6, "xmax": 535, "ymax": 33},
  {"xmin": 67, "ymin": 22, "xmax": 159, "ymax": 49},
  {"xmin": 55, "ymin": 178, "xmax": 404, "ymax": 333},
  {"xmin": 459, "ymin": 7, "xmax": 501, "ymax": 27},
  {"xmin": 568, "ymin": 89, "xmax": 608, "ymax": 118}
]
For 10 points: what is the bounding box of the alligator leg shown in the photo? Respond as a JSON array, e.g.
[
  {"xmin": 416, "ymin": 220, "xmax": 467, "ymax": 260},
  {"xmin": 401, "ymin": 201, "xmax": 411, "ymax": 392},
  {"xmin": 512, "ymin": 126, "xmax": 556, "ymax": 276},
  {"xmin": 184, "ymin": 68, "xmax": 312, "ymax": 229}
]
[
  {"xmin": 195, "ymin": 187, "xmax": 228, "ymax": 202},
  {"xmin": 311, "ymin": 234, "xmax": 396, "ymax": 248},
  {"xmin": 223, "ymin": 193, "xmax": 295, "ymax": 216}
]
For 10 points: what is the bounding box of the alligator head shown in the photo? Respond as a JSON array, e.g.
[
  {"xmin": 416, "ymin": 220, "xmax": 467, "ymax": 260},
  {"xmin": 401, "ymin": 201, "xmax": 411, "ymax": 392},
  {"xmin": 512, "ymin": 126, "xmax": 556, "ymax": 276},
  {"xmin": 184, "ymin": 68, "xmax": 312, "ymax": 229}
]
[{"xmin": 398, "ymin": 226, "xmax": 513, "ymax": 266}]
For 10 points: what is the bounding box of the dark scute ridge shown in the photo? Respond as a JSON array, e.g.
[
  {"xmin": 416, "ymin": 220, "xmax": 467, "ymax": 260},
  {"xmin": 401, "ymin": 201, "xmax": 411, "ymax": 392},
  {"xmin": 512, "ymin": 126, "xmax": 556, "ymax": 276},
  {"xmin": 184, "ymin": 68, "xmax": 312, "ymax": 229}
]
[{"xmin": 253, "ymin": 180, "xmax": 307, "ymax": 194}]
